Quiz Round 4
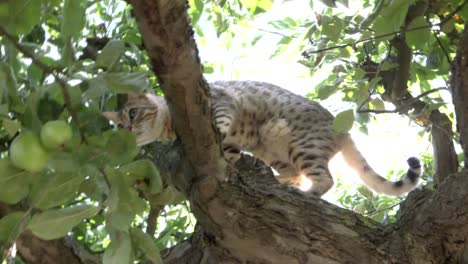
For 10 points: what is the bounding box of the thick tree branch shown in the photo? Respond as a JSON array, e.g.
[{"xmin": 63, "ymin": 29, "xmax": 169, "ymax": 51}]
[
  {"xmin": 143, "ymin": 142, "xmax": 468, "ymax": 263},
  {"xmin": 389, "ymin": 1, "xmax": 427, "ymax": 100},
  {"xmin": 129, "ymin": 0, "xmax": 225, "ymax": 236},
  {"xmin": 430, "ymin": 111, "xmax": 459, "ymax": 183}
]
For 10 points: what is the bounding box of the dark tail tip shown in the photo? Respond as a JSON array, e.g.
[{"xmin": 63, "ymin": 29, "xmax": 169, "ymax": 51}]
[
  {"xmin": 407, "ymin": 157, "xmax": 421, "ymax": 169},
  {"xmin": 406, "ymin": 157, "xmax": 421, "ymax": 183}
]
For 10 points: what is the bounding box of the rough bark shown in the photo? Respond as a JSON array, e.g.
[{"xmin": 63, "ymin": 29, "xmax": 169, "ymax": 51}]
[
  {"xmin": 129, "ymin": 0, "xmax": 226, "ymax": 236},
  {"xmin": 451, "ymin": 23, "xmax": 468, "ymax": 166},
  {"xmin": 127, "ymin": 1, "xmax": 468, "ymax": 263},
  {"xmin": 430, "ymin": 111, "xmax": 459, "ymax": 184},
  {"xmin": 139, "ymin": 142, "xmax": 468, "ymax": 263}
]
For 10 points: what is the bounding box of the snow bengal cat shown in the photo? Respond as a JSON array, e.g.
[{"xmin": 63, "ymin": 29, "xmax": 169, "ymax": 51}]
[{"xmin": 103, "ymin": 80, "xmax": 421, "ymax": 197}]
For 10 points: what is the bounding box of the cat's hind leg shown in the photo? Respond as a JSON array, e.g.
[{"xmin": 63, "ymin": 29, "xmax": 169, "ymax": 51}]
[
  {"xmin": 291, "ymin": 152, "xmax": 334, "ymax": 197},
  {"xmin": 271, "ymin": 161, "xmax": 302, "ymax": 186}
]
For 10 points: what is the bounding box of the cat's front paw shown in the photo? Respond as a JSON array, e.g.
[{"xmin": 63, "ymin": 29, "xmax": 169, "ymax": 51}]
[{"xmin": 222, "ymin": 144, "xmax": 241, "ymax": 164}]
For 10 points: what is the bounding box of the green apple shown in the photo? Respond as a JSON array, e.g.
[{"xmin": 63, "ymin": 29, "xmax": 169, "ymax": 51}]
[
  {"xmin": 10, "ymin": 131, "xmax": 50, "ymax": 172},
  {"xmin": 40, "ymin": 120, "xmax": 73, "ymax": 149}
]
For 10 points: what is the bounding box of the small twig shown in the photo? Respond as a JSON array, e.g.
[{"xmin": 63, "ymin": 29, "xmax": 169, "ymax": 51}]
[
  {"xmin": 357, "ymin": 87, "xmax": 448, "ymax": 114},
  {"xmin": 411, "ymin": 87, "xmax": 448, "ymax": 101},
  {"xmin": 100, "ymin": 168, "xmax": 112, "ymax": 192},
  {"xmin": 255, "ymin": 27, "xmax": 294, "ymax": 38},
  {"xmin": 0, "ymin": 26, "xmax": 85, "ymax": 142},
  {"xmin": 357, "ymin": 108, "xmax": 398, "ymax": 114},
  {"xmin": 432, "ymin": 30, "xmax": 452, "ymax": 64},
  {"xmin": 365, "ymin": 201, "xmax": 403, "ymax": 217},
  {"xmin": 146, "ymin": 203, "xmax": 162, "ymax": 237},
  {"xmin": 306, "ymin": 0, "xmax": 467, "ymax": 55}
]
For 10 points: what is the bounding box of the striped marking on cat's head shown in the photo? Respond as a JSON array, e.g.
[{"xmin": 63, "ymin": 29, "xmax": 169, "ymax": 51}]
[{"xmin": 103, "ymin": 93, "xmax": 176, "ymax": 145}]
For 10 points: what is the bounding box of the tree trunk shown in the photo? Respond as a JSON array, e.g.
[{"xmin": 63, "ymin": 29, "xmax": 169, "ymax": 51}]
[
  {"xmin": 130, "ymin": 1, "xmax": 468, "ymax": 263},
  {"xmin": 451, "ymin": 22, "xmax": 468, "ymax": 167}
]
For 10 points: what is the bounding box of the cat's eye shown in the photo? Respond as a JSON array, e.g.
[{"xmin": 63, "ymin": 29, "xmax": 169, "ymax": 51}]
[{"xmin": 128, "ymin": 108, "xmax": 138, "ymax": 120}]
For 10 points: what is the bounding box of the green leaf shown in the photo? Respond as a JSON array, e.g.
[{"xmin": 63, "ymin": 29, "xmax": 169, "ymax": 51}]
[
  {"xmin": 131, "ymin": 228, "xmax": 162, "ymax": 263},
  {"xmin": 103, "ymin": 230, "xmax": 133, "ymax": 264},
  {"xmin": 336, "ymin": 0, "xmax": 349, "ymax": 7},
  {"xmin": 105, "ymin": 168, "xmax": 146, "ymax": 231},
  {"xmin": 43, "ymin": 82, "xmax": 82, "ymax": 108},
  {"xmin": 0, "ymin": 158, "xmax": 31, "ymax": 204},
  {"xmin": 372, "ymin": 16, "xmax": 397, "ymax": 41},
  {"xmin": 357, "ymin": 185, "xmax": 373, "ymax": 200},
  {"xmin": 152, "ymin": 185, "xmax": 185, "ymax": 206},
  {"xmin": 189, "ymin": 0, "xmax": 204, "ymax": 25},
  {"xmin": 370, "ymin": 99, "xmax": 385, "ymax": 111},
  {"xmin": 119, "ymin": 160, "xmax": 162, "ymax": 194},
  {"xmin": 2, "ymin": 118, "xmax": 21, "ymax": 137},
  {"xmin": 98, "ymin": 72, "xmax": 150, "ymax": 93},
  {"xmin": 317, "ymin": 85, "xmax": 337, "ymax": 100},
  {"xmin": 372, "ymin": 0, "xmax": 413, "ymax": 40},
  {"xmin": 28, "ymin": 205, "xmax": 100, "ymax": 240},
  {"xmin": 61, "ymin": 38, "xmax": 75, "ymax": 67},
  {"xmin": 30, "ymin": 167, "xmax": 85, "ymax": 210},
  {"xmin": 405, "ymin": 16, "xmax": 431, "ymax": 50},
  {"xmin": 0, "ymin": 211, "xmax": 27, "ymax": 248},
  {"xmin": 240, "ymin": 0, "xmax": 272, "ymax": 14},
  {"xmin": 321, "ymin": 17, "xmax": 343, "ymax": 42},
  {"xmin": 333, "ymin": 109, "xmax": 354, "ymax": 133},
  {"xmin": 23, "ymin": 92, "xmax": 45, "ymax": 131},
  {"xmin": 257, "ymin": 0, "xmax": 273, "ymax": 12},
  {"xmin": 380, "ymin": 62, "xmax": 398, "ymax": 71},
  {"xmin": 459, "ymin": 3, "xmax": 468, "ymax": 21},
  {"xmin": 96, "ymin": 40, "xmax": 126, "ymax": 70},
  {"xmin": 319, "ymin": 0, "xmax": 337, "ymax": 8},
  {"xmin": 0, "ymin": 62, "xmax": 20, "ymax": 106},
  {"xmin": 61, "ymin": 0, "xmax": 86, "ymax": 39},
  {"xmin": 354, "ymin": 204, "xmax": 365, "ymax": 214},
  {"xmin": 105, "ymin": 130, "xmax": 138, "ymax": 166},
  {"xmin": 0, "ymin": 0, "xmax": 43, "ymax": 35},
  {"xmin": 78, "ymin": 165, "xmax": 109, "ymax": 201}
]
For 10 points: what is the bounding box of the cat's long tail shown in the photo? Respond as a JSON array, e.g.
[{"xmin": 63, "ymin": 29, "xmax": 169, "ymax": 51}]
[{"xmin": 339, "ymin": 134, "xmax": 421, "ymax": 196}]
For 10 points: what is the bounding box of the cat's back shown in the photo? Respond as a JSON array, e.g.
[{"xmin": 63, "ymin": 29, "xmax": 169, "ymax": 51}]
[{"xmin": 210, "ymin": 80, "xmax": 333, "ymax": 122}]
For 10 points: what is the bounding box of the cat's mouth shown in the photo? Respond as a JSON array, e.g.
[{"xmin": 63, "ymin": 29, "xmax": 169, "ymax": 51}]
[{"xmin": 135, "ymin": 136, "xmax": 157, "ymax": 146}]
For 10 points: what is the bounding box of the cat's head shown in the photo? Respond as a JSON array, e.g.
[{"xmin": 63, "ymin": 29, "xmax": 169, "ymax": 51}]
[{"xmin": 102, "ymin": 93, "xmax": 176, "ymax": 146}]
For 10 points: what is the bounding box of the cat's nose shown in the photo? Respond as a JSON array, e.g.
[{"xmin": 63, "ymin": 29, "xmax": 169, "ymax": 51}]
[{"xmin": 117, "ymin": 123, "xmax": 132, "ymax": 131}]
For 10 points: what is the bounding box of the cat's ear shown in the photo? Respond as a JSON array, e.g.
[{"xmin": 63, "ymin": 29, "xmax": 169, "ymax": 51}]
[
  {"xmin": 162, "ymin": 112, "xmax": 177, "ymax": 140},
  {"xmin": 126, "ymin": 92, "xmax": 139, "ymax": 100},
  {"xmin": 127, "ymin": 92, "xmax": 150, "ymax": 102},
  {"xmin": 102, "ymin": 112, "xmax": 119, "ymax": 123}
]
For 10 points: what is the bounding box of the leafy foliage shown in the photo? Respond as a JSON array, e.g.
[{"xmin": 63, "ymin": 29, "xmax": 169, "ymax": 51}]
[{"xmin": 0, "ymin": 0, "xmax": 464, "ymax": 262}]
